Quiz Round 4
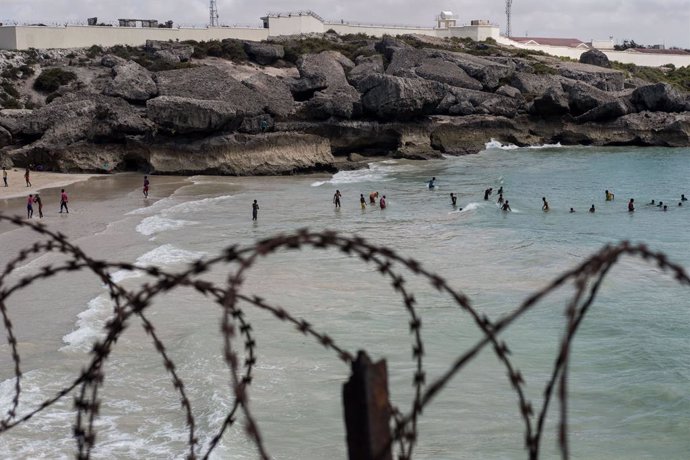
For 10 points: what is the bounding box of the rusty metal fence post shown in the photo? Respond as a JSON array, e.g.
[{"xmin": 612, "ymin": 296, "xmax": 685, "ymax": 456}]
[{"xmin": 343, "ymin": 351, "xmax": 393, "ymax": 460}]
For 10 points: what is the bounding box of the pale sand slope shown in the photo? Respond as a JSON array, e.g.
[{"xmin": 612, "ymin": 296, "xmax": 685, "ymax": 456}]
[{"xmin": 0, "ymin": 170, "xmax": 100, "ymax": 200}]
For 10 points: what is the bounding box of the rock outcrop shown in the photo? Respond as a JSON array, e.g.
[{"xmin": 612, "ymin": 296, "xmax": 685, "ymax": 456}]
[
  {"xmin": 1, "ymin": 33, "xmax": 688, "ymax": 174},
  {"xmin": 579, "ymin": 49, "xmax": 611, "ymax": 68}
]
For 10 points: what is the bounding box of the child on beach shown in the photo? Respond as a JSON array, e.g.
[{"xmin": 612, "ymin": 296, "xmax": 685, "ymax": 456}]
[
  {"xmin": 27, "ymin": 194, "xmax": 33, "ymax": 218},
  {"xmin": 33, "ymin": 193, "xmax": 43, "ymax": 218},
  {"xmin": 59, "ymin": 189, "xmax": 69, "ymax": 213}
]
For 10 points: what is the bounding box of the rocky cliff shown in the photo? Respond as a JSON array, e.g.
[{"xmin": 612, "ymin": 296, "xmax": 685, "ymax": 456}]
[{"xmin": 1, "ymin": 35, "xmax": 689, "ymax": 174}]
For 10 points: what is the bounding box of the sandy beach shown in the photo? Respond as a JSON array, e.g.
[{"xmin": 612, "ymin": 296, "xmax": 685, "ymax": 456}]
[{"xmin": 0, "ymin": 169, "xmax": 99, "ymax": 200}]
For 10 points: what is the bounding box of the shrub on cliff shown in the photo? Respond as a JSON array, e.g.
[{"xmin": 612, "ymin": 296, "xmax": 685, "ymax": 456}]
[
  {"xmin": 33, "ymin": 68, "xmax": 77, "ymax": 92},
  {"xmin": 184, "ymin": 39, "xmax": 247, "ymax": 62}
]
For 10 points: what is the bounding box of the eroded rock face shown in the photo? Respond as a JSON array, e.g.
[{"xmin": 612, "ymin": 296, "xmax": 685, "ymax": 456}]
[
  {"xmin": 244, "ymin": 42, "xmax": 285, "ymax": 65},
  {"xmin": 579, "ymin": 49, "xmax": 611, "ymax": 68},
  {"xmin": 562, "ymin": 80, "xmax": 615, "ymax": 116},
  {"xmin": 357, "ymin": 74, "xmax": 446, "ymax": 119},
  {"xmin": 0, "ymin": 125, "xmax": 11, "ymax": 147},
  {"xmin": 385, "ymin": 48, "xmax": 484, "ymax": 90},
  {"xmin": 103, "ymin": 61, "xmax": 158, "ymax": 102},
  {"xmin": 157, "ymin": 66, "xmax": 265, "ymax": 116},
  {"xmin": 632, "ymin": 83, "xmax": 689, "ymax": 113},
  {"xmin": 242, "ymin": 74, "xmax": 295, "ymax": 118},
  {"xmin": 146, "ymin": 96, "xmax": 237, "ymax": 133},
  {"xmin": 532, "ymin": 86, "xmax": 570, "ymax": 117},
  {"xmin": 348, "ymin": 55, "xmax": 384, "ymax": 86},
  {"xmin": 554, "ymin": 61, "xmax": 624, "ymax": 91}
]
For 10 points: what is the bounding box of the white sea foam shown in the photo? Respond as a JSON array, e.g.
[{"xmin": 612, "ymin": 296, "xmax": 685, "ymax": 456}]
[
  {"xmin": 136, "ymin": 216, "xmax": 197, "ymax": 237},
  {"xmin": 310, "ymin": 162, "xmax": 408, "ymax": 186},
  {"xmin": 485, "ymin": 138, "xmax": 563, "ymax": 150},
  {"xmin": 62, "ymin": 244, "xmax": 206, "ymax": 352},
  {"xmin": 161, "ymin": 195, "xmax": 232, "ymax": 215},
  {"xmin": 126, "ymin": 195, "xmax": 177, "ymax": 215}
]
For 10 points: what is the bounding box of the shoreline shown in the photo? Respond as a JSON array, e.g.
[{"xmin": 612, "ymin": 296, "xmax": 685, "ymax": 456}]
[{"xmin": 0, "ymin": 170, "xmax": 101, "ymax": 201}]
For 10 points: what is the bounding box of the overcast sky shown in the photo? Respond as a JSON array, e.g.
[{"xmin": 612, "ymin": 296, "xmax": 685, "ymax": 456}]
[{"xmin": 2, "ymin": 0, "xmax": 689, "ymax": 48}]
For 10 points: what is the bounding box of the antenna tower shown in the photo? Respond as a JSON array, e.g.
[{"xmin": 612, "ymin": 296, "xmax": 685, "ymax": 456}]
[
  {"xmin": 505, "ymin": 0, "xmax": 513, "ymax": 37},
  {"xmin": 209, "ymin": 0, "xmax": 219, "ymax": 27}
]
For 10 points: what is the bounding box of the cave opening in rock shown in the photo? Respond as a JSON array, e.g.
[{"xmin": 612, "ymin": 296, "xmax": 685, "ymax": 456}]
[{"xmin": 118, "ymin": 155, "xmax": 152, "ymax": 172}]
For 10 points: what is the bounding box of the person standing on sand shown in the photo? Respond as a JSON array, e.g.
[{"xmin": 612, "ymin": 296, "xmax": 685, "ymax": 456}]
[
  {"xmin": 59, "ymin": 189, "xmax": 69, "ymax": 213},
  {"xmin": 360, "ymin": 194, "xmax": 366, "ymax": 209},
  {"xmin": 33, "ymin": 193, "xmax": 43, "ymax": 218},
  {"xmin": 143, "ymin": 176, "xmax": 150, "ymax": 198},
  {"xmin": 333, "ymin": 190, "xmax": 342, "ymax": 208},
  {"xmin": 252, "ymin": 200, "xmax": 259, "ymax": 220},
  {"xmin": 24, "ymin": 167, "xmax": 31, "ymax": 187},
  {"xmin": 26, "ymin": 194, "xmax": 33, "ymax": 218},
  {"xmin": 2, "ymin": 167, "xmax": 7, "ymax": 187}
]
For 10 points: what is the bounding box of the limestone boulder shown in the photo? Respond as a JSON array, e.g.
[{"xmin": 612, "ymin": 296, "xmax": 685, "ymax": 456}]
[
  {"xmin": 443, "ymin": 88, "xmax": 520, "ymax": 118},
  {"xmin": 101, "ymin": 54, "xmax": 127, "ymax": 68},
  {"xmin": 0, "ymin": 109, "xmax": 33, "ymax": 136},
  {"xmin": 561, "ymin": 80, "xmax": 615, "ymax": 115},
  {"xmin": 157, "ymin": 66, "xmax": 265, "ymax": 116},
  {"xmin": 579, "ymin": 49, "xmax": 611, "ymax": 68},
  {"xmin": 289, "ymin": 51, "xmax": 354, "ymax": 100},
  {"xmin": 531, "ymin": 86, "xmax": 570, "ymax": 116},
  {"xmin": 357, "ymin": 74, "xmax": 446, "ymax": 119},
  {"xmin": 242, "ymin": 74, "xmax": 295, "ymax": 118},
  {"xmin": 348, "ymin": 55, "xmax": 384, "ymax": 86},
  {"xmin": 436, "ymin": 51, "xmax": 513, "ymax": 90},
  {"xmin": 374, "ymin": 36, "xmax": 413, "ymax": 61},
  {"xmin": 103, "ymin": 61, "xmax": 158, "ymax": 102},
  {"xmin": 146, "ymin": 96, "xmax": 237, "ymax": 133},
  {"xmin": 631, "ymin": 83, "xmax": 689, "ymax": 113},
  {"xmin": 574, "ymin": 99, "xmax": 633, "ymax": 123},
  {"xmin": 145, "ymin": 40, "xmax": 194, "ymax": 62},
  {"xmin": 304, "ymin": 85, "xmax": 361, "ymax": 120},
  {"xmin": 0, "ymin": 125, "xmax": 11, "ymax": 147},
  {"xmin": 553, "ymin": 61, "xmax": 624, "ymax": 91},
  {"xmin": 244, "ymin": 42, "xmax": 285, "ymax": 65},
  {"xmin": 496, "ymin": 85, "xmax": 522, "ymax": 99},
  {"xmin": 510, "ymin": 72, "xmax": 563, "ymax": 95},
  {"xmin": 154, "ymin": 50, "xmax": 181, "ymax": 65}
]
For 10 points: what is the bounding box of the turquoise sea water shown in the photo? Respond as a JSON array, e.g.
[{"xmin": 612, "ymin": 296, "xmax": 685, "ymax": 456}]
[{"xmin": 0, "ymin": 144, "xmax": 689, "ymax": 459}]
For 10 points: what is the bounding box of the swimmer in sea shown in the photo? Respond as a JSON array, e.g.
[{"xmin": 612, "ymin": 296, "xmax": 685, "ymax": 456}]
[
  {"xmin": 605, "ymin": 190, "xmax": 614, "ymax": 201},
  {"xmin": 682, "ymin": 194, "xmax": 687, "ymax": 201},
  {"xmin": 589, "ymin": 204, "xmax": 595, "ymax": 213},
  {"xmin": 497, "ymin": 193, "xmax": 504, "ymax": 205},
  {"xmin": 360, "ymin": 194, "xmax": 367, "ymax": 209},
  {"xmin": 679, "ymin": 202, "xmax": 683, "ymax": 207},
  {"xmin": 369, "ymin": 191, "xmax": 378, "ymax": 204},
  {"xmin": 542, "ymin": 197, "xmax": 549, "ymax": 211},
  {"xmin": 333, "ymin": 190, "xmax": 342, "ymax": 208},
  {"xmin": 483, "ymin": 188, "xmax": 490, "ymax": 200},
  {"xmin": 497, "ymin": 186, "xmax": 503, "ymax": 195},
  {"xmin": 663, "ymin": 205, "xmax": 668, "ymax": 211},
  {"xmin": 628, "ymin": 198, "xmax": 635, "ymax": 212},
  {"xmin": 648, "ymin": 199, "xmax": 655, "ymax": 205},
  {"xmin": 428, "ymin": 177, "xmax": 436, "ymax": 189},
  {"xmin": 450, "ymin": 193, "xmax": 457, "ymax": 207},
  {"xmin": 570, "ymin": 207, "xmax": 575, "ymax": 213},
  {"xmin": 501, "ymin": 200, "xmax": 511, "ymax": 212},
  {"xmin": 380, "ymin": 195, "xmax": 387, "ymax": 209},
  {"xmin": 657, "ymin": 201, "xmax": 663, "ymax": 208}
]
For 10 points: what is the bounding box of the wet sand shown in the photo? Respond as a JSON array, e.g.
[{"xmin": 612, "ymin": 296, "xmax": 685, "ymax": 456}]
[{"xmin": 0, "ymin": 169, "xmax": 101, "ymax": 200}]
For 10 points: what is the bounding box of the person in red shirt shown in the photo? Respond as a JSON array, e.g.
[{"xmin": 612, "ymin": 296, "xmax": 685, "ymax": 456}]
[{"xmin": 59, "ymin": 189, "xmax": 69, "ymax": 214}]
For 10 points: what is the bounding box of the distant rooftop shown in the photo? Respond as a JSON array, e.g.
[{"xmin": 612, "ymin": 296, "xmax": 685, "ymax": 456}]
[
  {"xmin": 627, "ymin": 48, "xmax": 690, "ymax": 55},
  {"xmin": 510, "ymin": 37, "xmax": 588, "ymax": 48}
]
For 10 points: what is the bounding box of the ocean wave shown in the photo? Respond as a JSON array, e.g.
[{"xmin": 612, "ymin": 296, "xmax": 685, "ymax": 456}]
[
  {"xmin": 135, "ymin": 216, "xmax": 197, "ymax": 237},
  {"xmin": 310, "ymin": 162, "xmax": 407, "ymax": 186},
  {"xmin": 161, "ymin": 195, "xmax": 233, "ymax": 215},
  {"xmin": 485, "ymin": 139, "xmax": 563, "ymax": 150}
]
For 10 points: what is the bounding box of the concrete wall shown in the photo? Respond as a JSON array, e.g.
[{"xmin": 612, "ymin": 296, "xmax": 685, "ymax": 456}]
[
  {"xmin": 267, "ymin": 15, "xmax": 324, "ymax": 36},
  {"xmin": 496, "ymin": 36, "xmax": 690, "ymax": 67},
  {"xmin": 1, "ymin": 25, "xmax": 268, "ymax": 50},
  {"xmin": 0, "ymin": 26, "xmax": 16, "ymax": 50},
  {"xmin": 326, "ymin": 23, "xmax": 436, "ymax": 37}
]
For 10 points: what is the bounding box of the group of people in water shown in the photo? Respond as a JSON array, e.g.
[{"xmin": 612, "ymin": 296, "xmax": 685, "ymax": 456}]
[
  {"xmin": 25, "ymin": 189, "xmax": 69, "ymax": 219},
  {"xmin": 478, "ymin": 184, "xmax": 688, "ymax": 214},
  {"xmin": 333, "ymin": 190, "xmax": 387, "ymax": 210}
]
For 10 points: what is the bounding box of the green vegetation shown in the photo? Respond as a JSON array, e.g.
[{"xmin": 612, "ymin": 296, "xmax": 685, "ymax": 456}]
[
  {"xmin": 1, "ymin": 81, "xmax": 19, "ymax": 98},
  {"xmin": 1, "ymin": 64, "xmax": 35, "ymax": 80},
  {"xmin": 85, "ymin": 45, "xmax": 103, "ymax": 59},
  {"xmin": 281, "ymin": 36, "xmax": 373, "ymax": 63},
  {"xmin": 611, "ymin": 62, "xmax": 690, "ymax": 91},
  {"xmin": 0, "ymin": 93, "xmax": 22, "ymax": 109},
  {"xmin": 45, "ymin": 92, "xmax": 62, "ymax": 104},
  {"xmin": 531, "ymin": 62, "xmax": 558, "ymax": 75},
  {"xmin": 183, "ymin": 39, "xmax": 247, "ymax": 62},
  {"xmin": 33, "ymin": 68, "xmax": 77, "ymax": 92},
  {"xmin": 108, "ymin": 44, "xmax": 197, "ymax": 71}
]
